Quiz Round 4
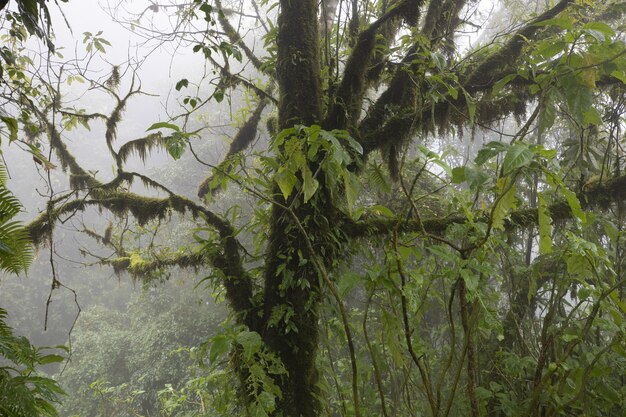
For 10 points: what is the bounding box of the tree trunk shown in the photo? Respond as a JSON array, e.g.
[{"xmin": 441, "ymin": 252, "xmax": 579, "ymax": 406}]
[{"xmin": 261, "ymin": 2, "xmax": 328, "ymax": 416}]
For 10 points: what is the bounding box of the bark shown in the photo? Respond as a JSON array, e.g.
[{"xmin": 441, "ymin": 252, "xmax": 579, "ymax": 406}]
[{"xmin": 262, "ymin": 1, "xmax": 329, "ymax": 416}]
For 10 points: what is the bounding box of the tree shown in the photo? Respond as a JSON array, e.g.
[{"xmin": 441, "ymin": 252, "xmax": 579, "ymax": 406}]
[{"xmin": 2, "ymin": 1, "xmax": 626, "ymax": 416}]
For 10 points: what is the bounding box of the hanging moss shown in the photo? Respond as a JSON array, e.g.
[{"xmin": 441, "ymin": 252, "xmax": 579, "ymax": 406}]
[
  {"xmin": 107, "ymin": 257, "xmax": 131, "ymax": 275},
  {"xmin": 105, "ymin": 99, "xmax": 126, "ymax": 147},
  {"xmin": 198, "ymin": 101, "xmax": 267, "ymax": 199},
  {"xmin": 116, "ymin": 133, "xmax": 167, "ymax": 165},
  {"xmin": 462, "ymin": 0, "xmax": 570, "ymax": 90}
]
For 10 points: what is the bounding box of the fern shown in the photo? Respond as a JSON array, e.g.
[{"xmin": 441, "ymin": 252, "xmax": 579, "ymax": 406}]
[
  {"xmin": 0, "ymin": 308, "xmax": 65, "ymax": 417},
  {"xmin": 0, "ymin": 164, "xmax": 33, "ymax": 274},
  {"xmin": 0, "ymin": 162, "xmax": 64, "ymax": 416}
]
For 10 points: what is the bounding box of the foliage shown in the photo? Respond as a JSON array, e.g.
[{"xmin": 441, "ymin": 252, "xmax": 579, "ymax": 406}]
[
  {"xmin": 0, "ymin": 164, "xmax": 32, "ymax": 274},
  {"xmin": 56, "ymin": 279, "xmax": 225, "ymax": 417},
  {"xmin": 0, "ymin": 160, "xmax": 65, "ymax": 416},
  {"xmin": 0, "ymin": 308, "xmax": 65, "ymax": 417}
]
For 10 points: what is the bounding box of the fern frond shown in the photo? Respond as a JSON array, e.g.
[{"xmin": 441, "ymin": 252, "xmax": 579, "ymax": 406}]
[
  {"xmin": 367, "ymin": 161, "xmax": 392, "ymax": 193},
  {"xmin": 0, "ymin": 188, "xmax": 22, "ymax": 223},
  {"xmin": 0, "ymin": 162, "xmax": 8, "ymax": 186},
  {"xmin": 0, "ymin": 164, "xmax": 33, "ymax": 275}
]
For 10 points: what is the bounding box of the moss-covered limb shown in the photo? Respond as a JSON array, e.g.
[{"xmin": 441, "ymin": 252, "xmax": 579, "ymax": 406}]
[
  {"xmin": 102, "ymin": 251, "xmax": 207, "ymax": 280},
  {"xmin": 26, "ymin": 185, "xmax": 256, "ymax": 316},
  {"xmin": 276, "ymin": 0, "xmax": 322, "ymax": 128},
  {"xmin": 214, "ymin": 0, "xmax": 266, "ymax": 75},
  {"xmin": 474, "ymin": 73, "xmax": 626, "ymax": 93},
  {"xmin": 462, "ymin": 0, "xmax": 572, "ymax": 91},
  {"xmin": 197, "ymin": 99, "xmax": 268, "ymax": 199},
  {"xmin": 105, "ymin": 94, "xmax": 130, "ymax": 161},
  {"xmin": 81, "ymin": 224, "xmax": 123, "ymax": 255},
  {"xmin": 27, "ymin": 101, "xmax": 102, "ymax": 189},
  {"xmin": 345, "ymin": 173, "xmax": 626, "ymax": 239},
  {"xmin": 421, "ymin": 0, "xmax": 466, "ymax": 40},
  {"xmin": 116, "ymin": 133, "xmax": 168, "ymax": 165},
  {"xmin": 205, "ymin": 53, "xmax": 277, "ymax": 105},
  {"xmin": 57, "ymin": 109, "xmax": 107, "ymax": 121},
  {"xmin": 324, "ymin": 0, "xmax": 423, "ymax": 130},
  {"xmin": 104, "ymin": 77, "xmax": 144, "ymax": 163},
  {"xmin": 356, "ymin": 1, "xmax": 468, "ymax": 163},
  {"xmin": 357, "ymin": 46, "xmax": 420, "ymax": 158}
]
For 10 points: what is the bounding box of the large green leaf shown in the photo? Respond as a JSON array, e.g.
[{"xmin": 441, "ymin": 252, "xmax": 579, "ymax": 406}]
[
  {"xmin": 275, "ymin": 168, "xmax": 297, "ymax": 200},
  {"xmin": 302, "ymin": 165, "xmax": 319, "ymax": 203},
  {"xmin": 537, "ymin": 193, "xmax": 553, "ymax": 254},
  {"xmin": 502, "ymin": 143, "xmax": 533, "ymax": 174}
]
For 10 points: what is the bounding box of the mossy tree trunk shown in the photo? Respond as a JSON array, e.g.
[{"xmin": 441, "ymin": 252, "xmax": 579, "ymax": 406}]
[{"xmin": 261, "ymin": 1, "xmax": 328, "ymax": 416}]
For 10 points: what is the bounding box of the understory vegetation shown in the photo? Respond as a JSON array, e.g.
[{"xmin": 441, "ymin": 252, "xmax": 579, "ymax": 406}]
[{"xmin": 2, "ymin": 0, "xmax": 626, "ymax": 416}]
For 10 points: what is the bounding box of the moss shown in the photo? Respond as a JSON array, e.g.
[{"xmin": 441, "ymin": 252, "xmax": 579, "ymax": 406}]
[
  {"xmin": 107, "ymin": 257, "xmax": 131, "ymax": 275},
  {"xmin": 276, "ymin": 0, "xmax": 322, "ymax": 128},
  {"xmin": 116, "ymin": 133, "xmax": 166, "ymax": 165},
  {"xmin": 105, "ymin": 98, "xmax": 126, "ymax": 147},
  {"xmin": 198, "ymin": 101, "xmax": 267, "ymax": 199},
  {"xmin": 462, "ymin": 0, "xmax": 571, "ymax": 90}
]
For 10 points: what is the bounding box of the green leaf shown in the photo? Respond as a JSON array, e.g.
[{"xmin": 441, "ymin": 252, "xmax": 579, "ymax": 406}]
[
  {"xmin": 301, "ymin": 165, "xmax": 318, "ymax": 203},
  {"xmin": 1, "ymin": 116, "xmax": 18, "ymax": 142},
  {"xmin": 611, "ymin": 70, "xmax": 626, "ymax": 83},
  {"xmin": 535, "ymin": 40, "xmax": 567, "ymax": 60},
  {"xmin": 368, "ymin": 205, "xmax": 394, "ymax": 218},
  {"xmin": 214, "ymin": 88, "xmax": 225, "ymax": 103},
  {"xmin": 538, "ymin": 93, "xmax": 557, "ymax": 136},
  {"xmin": 533, "ymin": 16, "xmax": 573, "ymax": 30},
  {"xmin": 165, "ymin": 134, "xmax": 187, "ymax": 160},
  {"xmin": 537, "ymin": 193, "xmax": 553, "ymax": 254},
  {"xmin": 492, "ymin": 181, "xmax": 517, "ymax": 230},
  {"xmin": 209, "ymin": 335, "xmax": 230, "ymax": 363},
  {"xmin": 492, "ymin": 74, "xmax": 517, "ymax": 94},
  {"xmin": 464, "ymin": 90, "xmax": 476, "ymax": 127},
  {"xmin": 146, "ymin": 122, "xmax": 180, "ymax": 132},
  {"xmin": 561, "ymin": 74, "xmax": 593, "ymax": 123},
  {"xmin": 343, "ymin": 171, "xmax": 360, "ymax": 213},
  {"xmin": 464, "ymin": 167, "xmax": 490, "ymax": 191},
  {"xmin": 502, "ymin": 143, "xmax": 533, "ymax": 174},
  {"xmin": 460, "ymin": 267, "xmax": 479, "ymax": 299},
  {"xmin": 175, "ymin": 78, "xmax": 189, "ymax": 91},
  {"xmin": 275, "ymin": 168, "xmax": 297, "ymax": 200},
  {"xmin": 39, "ymin": 354, "xmax": 65, "ymax": 365},
  {"xmin": 451, "ymin": 166, "xmax": 465, "ymax": 184},
  {"xmin": 562, "ymin": 187, "xmax": 586, "ymax": 224},
  {"xmin": 583, "ymin": 107, "xmax": 602, "ymax": 125},
  {"xmin": 582, "ymin": 22, "xmax": 615, "ymax": 38},
  {"xmin": 236, "ymin": 331, "xmax": 263, "ymax": 359},
  {"xmin": 475, "ymin": 141, "xmax": 509, "ymax": 165}
]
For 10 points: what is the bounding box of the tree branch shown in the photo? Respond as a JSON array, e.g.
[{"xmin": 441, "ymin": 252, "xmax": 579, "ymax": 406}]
[
  {"xmin": 345, "ymin": 173, "xmax": 626, "ymax": 238},
  {"xmin": 462, "ymin": 0, "xmax": 572, "ymax": 91}
]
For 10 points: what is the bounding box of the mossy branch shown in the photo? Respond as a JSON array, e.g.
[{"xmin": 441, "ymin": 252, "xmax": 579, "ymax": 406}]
[
  {"xmin": 421, "ymin": 0, "xmax": 467, "ymax": 40},
  {"xmin": 198, "ymin": 99, "xmax": 268, "ymax": 199},
  {"xmin": 215, "ymin": 0, "xmax": 266, "ymax": 74},
  {"xmin": 462, "ymin": 0, "xmax": 572, "ymax": 91},
  {"xmin": 324, "ymin": 0, "xmax": 422, "ymax": 129},
  {"xmin": 26, "ymin": 188, "xmax": 256, "ymax": 320},
  {"xmin": 345, "ymin": 173, "xmax": 626, "ymax": 239},
  {"xmin": 102, "ymin": 251, "xmax": 207, "ymax": 280},
  {"xmin": 116, "ymin": 133, "xmax": 169, "ymax": 165}
]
